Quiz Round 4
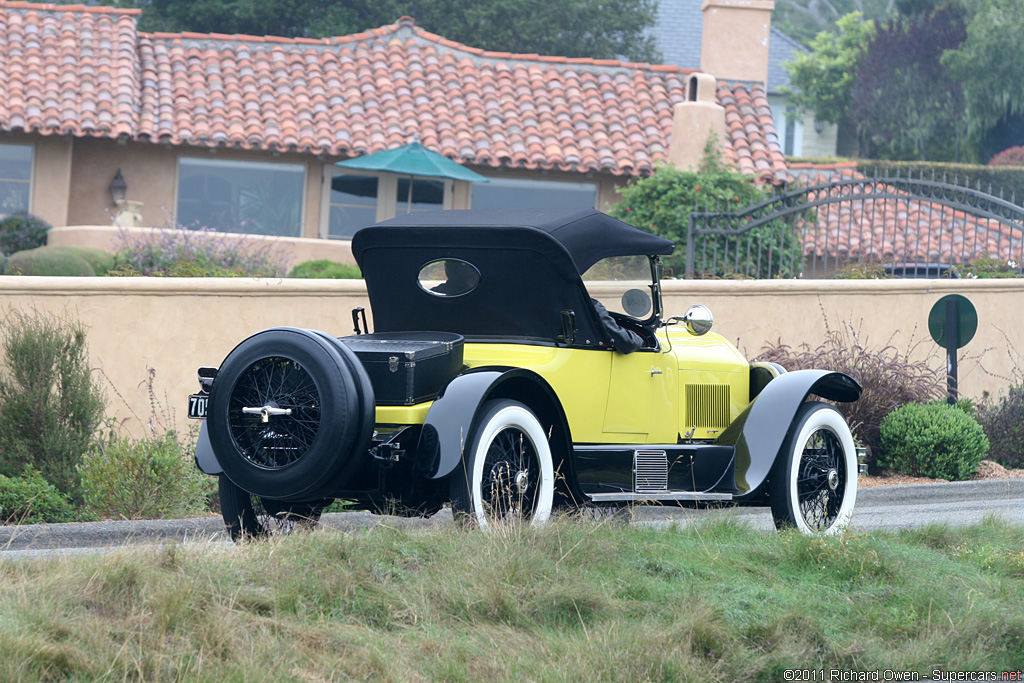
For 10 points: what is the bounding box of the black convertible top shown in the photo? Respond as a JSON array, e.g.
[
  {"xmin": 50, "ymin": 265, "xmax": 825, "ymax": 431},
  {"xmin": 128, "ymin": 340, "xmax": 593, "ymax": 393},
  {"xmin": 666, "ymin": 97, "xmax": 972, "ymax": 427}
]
[
  {"xmin": 351, "ymin": 209, "xmax": 675, "ymax": 344},
  {"xmin": 353, "ymin": 208, "xmax": 673, "ymax": 275}
]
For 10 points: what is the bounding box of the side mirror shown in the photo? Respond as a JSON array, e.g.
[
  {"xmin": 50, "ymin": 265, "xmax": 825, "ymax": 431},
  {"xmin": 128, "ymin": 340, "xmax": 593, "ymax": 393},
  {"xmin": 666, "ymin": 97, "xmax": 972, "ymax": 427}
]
[{"xmin": 558, "ymin": 309, "xmax": 577, "ymax": 345}]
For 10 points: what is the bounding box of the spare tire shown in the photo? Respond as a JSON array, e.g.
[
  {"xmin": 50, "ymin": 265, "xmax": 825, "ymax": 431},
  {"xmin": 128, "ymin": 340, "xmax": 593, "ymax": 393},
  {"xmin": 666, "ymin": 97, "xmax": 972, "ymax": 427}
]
[{"xmin": 206, "ymin": 327, "xmax": 374, "ymax": 500}]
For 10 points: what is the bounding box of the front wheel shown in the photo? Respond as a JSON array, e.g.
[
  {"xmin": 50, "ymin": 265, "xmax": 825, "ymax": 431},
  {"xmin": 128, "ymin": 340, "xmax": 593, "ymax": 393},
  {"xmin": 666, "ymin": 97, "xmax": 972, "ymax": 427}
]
[
  {"xmin": 219, "ymin": 476, "xmax": 329, "ymax": 542},
  {"xmin": 450, "ymin": 400, "xmax": 554, "ymax": 528},
  {"xmin": 769, "ymin": 402, "xmax": 857, "ymax": 535}
]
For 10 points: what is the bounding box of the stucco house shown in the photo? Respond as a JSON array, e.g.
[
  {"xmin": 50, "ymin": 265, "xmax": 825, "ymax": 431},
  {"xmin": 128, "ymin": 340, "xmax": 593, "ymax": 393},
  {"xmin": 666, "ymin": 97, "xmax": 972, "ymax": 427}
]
[{"xmin": 0, "ymin": 0, "xmax": 784, "ymax": 260}]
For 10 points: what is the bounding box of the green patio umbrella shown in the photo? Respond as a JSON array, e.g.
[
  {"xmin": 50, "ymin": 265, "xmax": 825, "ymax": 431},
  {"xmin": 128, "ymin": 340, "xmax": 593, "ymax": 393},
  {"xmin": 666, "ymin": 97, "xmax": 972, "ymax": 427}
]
[{"xmin": 336, "ymin": 142, "xmax": 489, "ymax": 183}]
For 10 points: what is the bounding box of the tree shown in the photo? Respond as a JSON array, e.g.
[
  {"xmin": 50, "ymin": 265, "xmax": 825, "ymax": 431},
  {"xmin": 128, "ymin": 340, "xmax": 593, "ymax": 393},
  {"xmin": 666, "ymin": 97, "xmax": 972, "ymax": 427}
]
[
  {"xmin": 773, "ymin": 0, "xmax": 895, "ymax": 46},
  {"xmin": 781, "ymin": 12, "xmax": 876, "ymax": 125},
  {"xmin": 849, "ymin": 7, "xmax": 967, "ymax": 160},
  {"xmin": 99, "ymin": 0, "xmax": 662, "ymax": 63},
  {"xmin": 942, "ymin": 0, "xmax": 1024, "ymax": 157}
]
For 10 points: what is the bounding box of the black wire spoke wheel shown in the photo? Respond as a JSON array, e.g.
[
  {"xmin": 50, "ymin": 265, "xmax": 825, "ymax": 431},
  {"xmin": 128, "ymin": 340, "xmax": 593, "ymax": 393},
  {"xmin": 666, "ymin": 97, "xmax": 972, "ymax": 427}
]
[
  {"xmin": 769, "ymin": 402, "xmax": 857, "ymax": 535},
  {"xmin": 219, "ymin": 476, "xmax": 328, "ymax": 542},
  {"xmin": 795, "ymin": 428, "xmax": 846, "ymax": 531},
  {"xmin": 481, "ymin": 425, "xmax": 541, "ymax": 520},
  {"xmin": 227, "ymin": 356, "xmax": 322, "ymax": 470},
  {"xmin": 451, "ymin": 400, "xmax": 555, "ymax": 528},
  {"xmin": 207, "ymin": 328, "xmax": 374, "ymax": 501}
]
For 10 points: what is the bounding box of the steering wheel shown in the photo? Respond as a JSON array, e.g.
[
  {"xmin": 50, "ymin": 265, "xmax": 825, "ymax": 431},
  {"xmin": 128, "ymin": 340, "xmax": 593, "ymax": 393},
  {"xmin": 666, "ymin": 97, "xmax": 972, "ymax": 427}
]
[{"xmin": 609, "ymin": 311, "xmax": 656, "ymax": 349}]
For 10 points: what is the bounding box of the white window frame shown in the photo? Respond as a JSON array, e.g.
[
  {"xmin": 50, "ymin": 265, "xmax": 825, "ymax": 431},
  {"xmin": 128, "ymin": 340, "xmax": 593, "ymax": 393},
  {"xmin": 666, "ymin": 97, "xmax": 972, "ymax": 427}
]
[
  {"xmin": 173, "ymin": 156, "xmax": 307, "ymax": 235},
  {"xmin": 769, "ymin": 97, "xmax": 804, "ymax": 157},
  {"xmin": 0, "ymin": 143, "xmax": 35, "ymax": 217}
]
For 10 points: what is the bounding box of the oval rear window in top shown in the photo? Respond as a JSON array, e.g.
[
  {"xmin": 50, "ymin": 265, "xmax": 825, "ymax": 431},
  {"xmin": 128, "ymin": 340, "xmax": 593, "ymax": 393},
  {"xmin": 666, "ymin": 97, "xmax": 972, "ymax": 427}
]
[{"xmin": 418, "ymin": 259, "xmax": 481, "ymax": 298}]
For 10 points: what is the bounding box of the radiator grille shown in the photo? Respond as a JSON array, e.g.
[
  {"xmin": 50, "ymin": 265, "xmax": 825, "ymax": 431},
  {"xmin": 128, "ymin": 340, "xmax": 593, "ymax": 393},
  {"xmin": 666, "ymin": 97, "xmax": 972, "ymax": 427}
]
[
  {"xmin": 685, "ymin": 384, "xmax": 731, "ymax": 430},
  {"xmin": 634, "ymin": 450, "xmax": 668, "ymax": 493}
]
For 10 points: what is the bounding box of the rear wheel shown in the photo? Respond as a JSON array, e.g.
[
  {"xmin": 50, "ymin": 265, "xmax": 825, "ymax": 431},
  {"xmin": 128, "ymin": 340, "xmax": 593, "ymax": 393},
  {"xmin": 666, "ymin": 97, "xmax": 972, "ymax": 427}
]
[
  {"xmin": 769, "ymin": 402, "xmax": 857, "ymax": 535},
  {"xmin": 451, "ymin": 400, "xmax": 554, "ymax": 527},
  {"xmin": 206, "ymin": 328, "xmax": 373, "ymax": 500},
  {"xmin": 218, "ymin": 476, "xmax": 329, "ymax": 542}
]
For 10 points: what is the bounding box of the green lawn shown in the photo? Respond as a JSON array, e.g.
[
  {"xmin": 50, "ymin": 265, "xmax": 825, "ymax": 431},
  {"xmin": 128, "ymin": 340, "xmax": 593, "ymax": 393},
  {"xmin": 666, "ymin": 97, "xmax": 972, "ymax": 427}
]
[{"xmin": 1, "ymin": 516, "xmax": 1022, "ymax": 682}]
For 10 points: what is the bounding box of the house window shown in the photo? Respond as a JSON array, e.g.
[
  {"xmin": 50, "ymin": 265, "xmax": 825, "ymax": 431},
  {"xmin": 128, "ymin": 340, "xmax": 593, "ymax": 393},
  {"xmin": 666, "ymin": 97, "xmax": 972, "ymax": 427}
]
[
  {"xmin": 320, "ymin": 169, "xmax": 453, "ymax": 239},
  {"xmin": 0, "ymin": 144, "xmax": 33, "ymax": 216},
  {"xmin": 769, "ymin": 98, "xmax": 803, "ymax": 157},
  {"xmin": 176, "ymin": 157, "xmax": 305, "ymax": 236},
  {"xmin": 328, "ymin": 173, "xmax": 379, "ymax": 239},
  {"xmin": 397, "ymin": 177, "xmax": 444, "ymax": 214},
  {"xmin": 471, "ymin": 177, "xmax": 597, "ymax": 210}
]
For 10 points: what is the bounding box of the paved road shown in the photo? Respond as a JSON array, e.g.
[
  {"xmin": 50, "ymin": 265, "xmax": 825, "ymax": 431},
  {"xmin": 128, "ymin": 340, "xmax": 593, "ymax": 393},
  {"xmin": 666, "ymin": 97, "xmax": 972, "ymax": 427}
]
[{"xmin": 2, "ymin": 479, "xmax": 1022, "ymax": 560}]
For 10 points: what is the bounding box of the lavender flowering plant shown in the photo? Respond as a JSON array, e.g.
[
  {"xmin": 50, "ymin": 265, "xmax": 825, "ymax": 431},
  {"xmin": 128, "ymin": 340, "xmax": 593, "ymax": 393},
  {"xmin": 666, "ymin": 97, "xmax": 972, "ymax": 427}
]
[
  {"xmin": 0, "ymin": 211, "xmax": 51, "ymax": 255},
  {"xmin": 112, "ymin": 221, "xmax": 289, "ymax": 277}
]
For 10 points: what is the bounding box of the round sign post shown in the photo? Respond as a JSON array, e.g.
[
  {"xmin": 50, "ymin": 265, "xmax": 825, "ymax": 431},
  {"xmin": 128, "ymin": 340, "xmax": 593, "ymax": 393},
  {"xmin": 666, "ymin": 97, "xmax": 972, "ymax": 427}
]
[{"xmin": 927, "ymin": 294, "xmax": 978, "ymax": 405}]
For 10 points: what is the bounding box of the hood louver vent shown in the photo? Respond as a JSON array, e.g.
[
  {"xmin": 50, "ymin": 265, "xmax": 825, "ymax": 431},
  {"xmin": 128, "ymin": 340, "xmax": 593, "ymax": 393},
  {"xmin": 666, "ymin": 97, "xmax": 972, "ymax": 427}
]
[{"xmin": 685, "ymin": 384, "xmax": 730, "ymax": 430}]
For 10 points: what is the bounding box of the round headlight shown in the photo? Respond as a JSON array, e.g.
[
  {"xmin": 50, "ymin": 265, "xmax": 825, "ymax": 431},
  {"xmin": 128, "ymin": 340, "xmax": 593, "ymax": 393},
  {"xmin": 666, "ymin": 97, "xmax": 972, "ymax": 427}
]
[{"xmin": 682, "ymin": 304, "xmax": 713, "ymax": 336}]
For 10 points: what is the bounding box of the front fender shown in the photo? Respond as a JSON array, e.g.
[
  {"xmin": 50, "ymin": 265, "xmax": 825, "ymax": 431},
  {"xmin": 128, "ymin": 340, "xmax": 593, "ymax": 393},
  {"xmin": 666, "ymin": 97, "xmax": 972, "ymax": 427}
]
[
  {"xmin": 716, "ymin": 369, "xmax": 861, "ymax": 501},
  {"xmin": 416, "ymin": 366, "xmax": 569, "ymax": 481}
]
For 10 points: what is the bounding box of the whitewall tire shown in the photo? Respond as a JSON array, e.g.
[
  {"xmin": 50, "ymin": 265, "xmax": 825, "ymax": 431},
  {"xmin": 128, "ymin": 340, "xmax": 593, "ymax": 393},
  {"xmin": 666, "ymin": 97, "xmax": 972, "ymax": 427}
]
[
  {"xmin": 769, "ymin": 402, "xmax": 858, "ymax": 535},
  {"xmin": 451, "ymin": 399, "xmax": 554, "ymax": 528}
]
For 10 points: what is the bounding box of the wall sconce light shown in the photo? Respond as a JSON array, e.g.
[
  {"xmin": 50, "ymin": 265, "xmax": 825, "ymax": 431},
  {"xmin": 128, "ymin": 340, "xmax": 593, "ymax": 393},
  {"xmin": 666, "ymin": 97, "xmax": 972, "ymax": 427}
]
[
  {"xmin": 814, "ymin": 118, "xmax": 825, "ymax": 134},
  {"xmin": 109, "ymin": 168, "xmax": 128, "ymax": 205}
]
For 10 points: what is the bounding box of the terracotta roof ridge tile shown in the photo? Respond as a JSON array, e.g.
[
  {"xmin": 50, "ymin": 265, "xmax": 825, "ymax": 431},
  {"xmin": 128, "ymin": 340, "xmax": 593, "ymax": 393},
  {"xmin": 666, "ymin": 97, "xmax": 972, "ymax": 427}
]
[
  {"xmin": 0, "ymin": 0, "xmax": 141, "ymax": 15},
  {"xmin": 384, "ymin": 16, "xmax": 695, "ymax": 73}
]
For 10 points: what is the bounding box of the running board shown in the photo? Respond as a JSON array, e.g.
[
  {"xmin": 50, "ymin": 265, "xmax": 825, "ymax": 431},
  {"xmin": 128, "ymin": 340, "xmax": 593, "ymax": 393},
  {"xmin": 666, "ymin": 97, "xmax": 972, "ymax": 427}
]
[{"xmin": 586, "ymin": 492, "xmax": 733, "ymax": 503}]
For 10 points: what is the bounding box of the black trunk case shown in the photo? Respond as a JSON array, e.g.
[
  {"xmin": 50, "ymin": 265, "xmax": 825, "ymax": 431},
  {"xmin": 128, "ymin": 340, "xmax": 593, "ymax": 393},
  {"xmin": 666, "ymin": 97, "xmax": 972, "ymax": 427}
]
[{"xmin": 339, "ymin": 332, "xmax": 465, "ymax": 406}]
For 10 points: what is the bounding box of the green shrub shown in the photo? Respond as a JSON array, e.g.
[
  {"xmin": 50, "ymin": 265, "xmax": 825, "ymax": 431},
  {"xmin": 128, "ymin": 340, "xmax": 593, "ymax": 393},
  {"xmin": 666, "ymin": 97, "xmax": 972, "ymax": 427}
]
[
  {"xmin": 879, "ymin": 401, "xmax": 989, "ymax": 481},
  {"xmin": 0, "ymin": 309, "xmax": 106, "ymax": 500},
  {"xmin": 4, "ymin": 247, "xmax": 95, "ymax": 276},
  {"xmin": 288, "ymin": 259, "xmax": 362, "ymax": 279},
  {"xmin": 47, "ymin": 246, "xmax": 115, "ymax": 276},
  {"xmin": 108, "ymin": 259, "xmax": 248, "ymax": 278},
  {"xmin": 951, "ymin": 255, "xmax": 1021, "ymax": 279},
  {"xmin": 609, "ymin": 149, "xmax": 803, "ymax": 279},
  {"xmin": 79, "ymin": 431, "xmax": 210, "ymax": 520},
  {"xmin": 0, "ymin": 468, "xmax": 77, "ymax": 524},
  {"xmin": 0, "ymin": 211, "xmax": 50, "ymax": 255},
  {"xmin": 976, "ymin": 385, "xmax": 1024, "ymax": 469},
  {"xmin": 831, "ymin": 262, "xmax": 890, "ymax": 279},
  {"xmin": 112, "ymin": 225, "xmax": 288, "ymax": 277},
  {"xmin": 757, "ymin": 321, "xmax": 943, "ymax": 471}
]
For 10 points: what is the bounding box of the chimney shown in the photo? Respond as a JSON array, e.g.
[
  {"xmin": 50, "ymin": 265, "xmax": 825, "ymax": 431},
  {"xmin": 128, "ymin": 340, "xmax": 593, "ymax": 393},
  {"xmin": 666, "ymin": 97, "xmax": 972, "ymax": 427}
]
[
  {"xmin": 668, "ymin": 73, "xmax": 728, "ymax": 172},
  {"xmin": 700, "ymin": 0, "xmax": 775, "ymax": 83}
]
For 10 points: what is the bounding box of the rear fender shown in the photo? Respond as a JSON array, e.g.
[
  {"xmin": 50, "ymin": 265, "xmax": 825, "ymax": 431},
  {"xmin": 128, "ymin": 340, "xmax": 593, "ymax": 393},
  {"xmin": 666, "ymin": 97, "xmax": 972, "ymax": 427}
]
[
  {"xmin": 715, "ymin": 369, "xmax": 861, "ymax": 502},
  {"xmin": 416, "ymin": 367, "xmax": 574, "ymax": 490},
  {"xmin": 194, "ymin": 421, "xmax": 222, "ymax": 475}
]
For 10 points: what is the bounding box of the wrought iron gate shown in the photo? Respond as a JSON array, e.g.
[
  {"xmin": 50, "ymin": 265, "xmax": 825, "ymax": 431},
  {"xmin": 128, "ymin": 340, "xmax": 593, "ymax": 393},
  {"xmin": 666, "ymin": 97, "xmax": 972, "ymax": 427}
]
[{"xmin": 686, "ymin": 171, "xmax": 1024, "ymax": 278}]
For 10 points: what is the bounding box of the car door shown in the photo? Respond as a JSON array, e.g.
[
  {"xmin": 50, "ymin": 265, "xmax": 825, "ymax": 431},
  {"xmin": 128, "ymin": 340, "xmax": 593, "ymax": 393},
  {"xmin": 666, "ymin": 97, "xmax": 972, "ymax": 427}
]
[{"xmin": 602, "ymin": 346, "xmax": 676, "ymax": 443}]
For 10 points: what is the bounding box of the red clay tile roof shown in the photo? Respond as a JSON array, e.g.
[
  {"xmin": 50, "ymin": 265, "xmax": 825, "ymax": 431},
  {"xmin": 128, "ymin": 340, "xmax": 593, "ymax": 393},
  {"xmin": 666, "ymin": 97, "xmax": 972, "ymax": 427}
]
[
  {"xmin": 0, "ymin": 2, "xmax": 141, "ymax": 139},
  {"xmin": 794, "ymin": 168, "xmax": 1024, "ymax": 265},
  {"xmin": 0, "ymin": 3, "xmax": 786, "ymax": 178},
  {"xmin": 719, "ymin": 81, "xmax": 788, "ymax": 183}
]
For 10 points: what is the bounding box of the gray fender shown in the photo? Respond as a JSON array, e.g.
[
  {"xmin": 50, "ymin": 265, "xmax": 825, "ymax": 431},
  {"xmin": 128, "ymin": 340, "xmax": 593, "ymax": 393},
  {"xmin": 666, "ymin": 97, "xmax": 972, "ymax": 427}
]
[
  {"xmin": 194, "ymin": 420, "xmax": 222, "ymax": 475},
  {"xmin": 415, "ymin": 366, "xmax": 573, "ymax": 484},
  {"xmin": 715, "ymin": 369, "xmax": 862, "ymax": 502}
]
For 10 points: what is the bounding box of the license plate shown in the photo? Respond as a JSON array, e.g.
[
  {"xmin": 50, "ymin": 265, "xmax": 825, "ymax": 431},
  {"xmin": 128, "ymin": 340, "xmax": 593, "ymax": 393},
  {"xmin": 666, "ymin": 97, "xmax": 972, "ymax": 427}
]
[{"xmin": 188, "ymin": 393, "xmax": 208, "ymax": 419}]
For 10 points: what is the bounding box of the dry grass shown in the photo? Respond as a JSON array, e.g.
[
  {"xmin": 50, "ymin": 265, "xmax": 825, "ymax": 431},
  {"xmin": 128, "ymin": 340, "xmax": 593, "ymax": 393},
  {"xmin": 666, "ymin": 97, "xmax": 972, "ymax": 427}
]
[{"xmin": 1, "ymin": 517, "xmax": 1022, "ymax": 681}]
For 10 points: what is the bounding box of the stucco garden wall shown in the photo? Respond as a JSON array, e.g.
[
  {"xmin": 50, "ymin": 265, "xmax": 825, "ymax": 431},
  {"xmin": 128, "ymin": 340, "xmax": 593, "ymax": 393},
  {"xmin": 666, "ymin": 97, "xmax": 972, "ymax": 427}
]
[
  {"xmin": 0, "ymin": 277, "xmax": 1019, "ymax": 435},
  {"xmin": 47, "ymin": 226, "xmax": 360, "ymax": 268}
]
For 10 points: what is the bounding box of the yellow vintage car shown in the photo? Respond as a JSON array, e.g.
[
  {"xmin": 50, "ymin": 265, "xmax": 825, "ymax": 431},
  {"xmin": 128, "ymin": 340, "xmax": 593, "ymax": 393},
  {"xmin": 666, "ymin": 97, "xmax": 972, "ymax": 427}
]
[{"xmin": 190, "ymin": 209, "xmax": 861, "ymax": 539}]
